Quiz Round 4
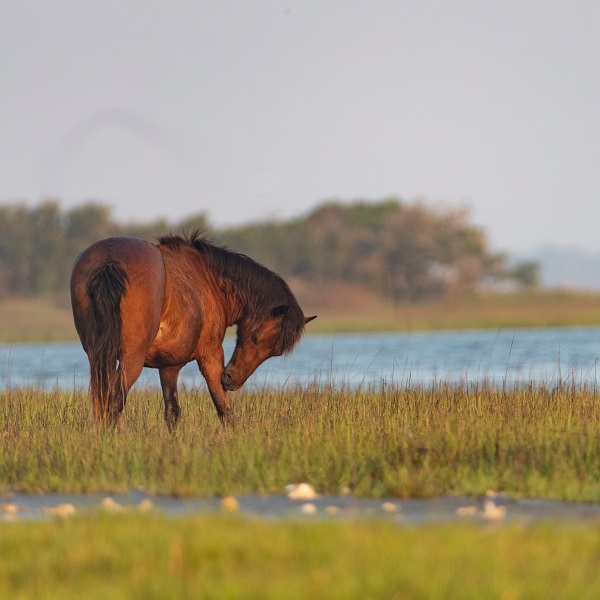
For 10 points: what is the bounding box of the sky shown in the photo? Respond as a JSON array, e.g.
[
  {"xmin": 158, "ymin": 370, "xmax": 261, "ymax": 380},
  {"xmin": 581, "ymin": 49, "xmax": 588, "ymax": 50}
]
[{"xmin": 1, "ymin": 1, "xmax": 600, "ymax": 253}]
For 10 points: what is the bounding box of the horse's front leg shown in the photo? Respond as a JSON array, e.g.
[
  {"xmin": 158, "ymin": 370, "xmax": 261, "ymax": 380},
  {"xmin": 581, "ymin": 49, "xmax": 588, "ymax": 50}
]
[
  {"xmin": 197, "ymin": 352, "xmax": 234, "ymax": 426},
  {"xmin": 159, "ymin": 365, "xmax": 182, "ymax": 431}
]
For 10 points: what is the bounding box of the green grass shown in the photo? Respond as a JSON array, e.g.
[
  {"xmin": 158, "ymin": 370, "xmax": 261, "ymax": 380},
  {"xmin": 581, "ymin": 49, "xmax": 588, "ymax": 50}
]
[
  {"xmin": 3, "ymin": 384, "xmax": 600, "ymax": 598},
  {"xmin": 2, "ymin": 513, "xmax": 600, "ymax": 599},
  {"xmin": 2, "ymin": 383, "xmax": 600, "ymax": 500}
]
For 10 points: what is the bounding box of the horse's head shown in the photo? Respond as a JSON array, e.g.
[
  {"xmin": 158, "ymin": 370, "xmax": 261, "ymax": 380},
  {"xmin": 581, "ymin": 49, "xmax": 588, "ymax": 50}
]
[{"xmin": 221, "ymin": 305, "xmax": 316, "ymax": 391}]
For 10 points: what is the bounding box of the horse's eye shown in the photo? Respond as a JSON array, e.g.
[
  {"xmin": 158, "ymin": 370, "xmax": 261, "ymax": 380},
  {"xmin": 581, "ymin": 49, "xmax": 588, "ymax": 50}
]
[{"xmin": 251, "ymin": 332, "xmax": 258, "ymax": 344}]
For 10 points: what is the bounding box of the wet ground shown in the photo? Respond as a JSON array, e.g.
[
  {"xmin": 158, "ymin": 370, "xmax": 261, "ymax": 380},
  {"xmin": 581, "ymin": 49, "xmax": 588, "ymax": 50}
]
[{"xmin": 3, "ymin": 490, "xmax": 600, "ymax": 525}]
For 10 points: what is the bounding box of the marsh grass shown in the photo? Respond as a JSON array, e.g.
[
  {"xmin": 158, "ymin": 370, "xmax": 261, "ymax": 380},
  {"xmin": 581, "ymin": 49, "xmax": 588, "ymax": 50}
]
[
  {"xmin": 0, "ymin": 297, "xmax": 75, "ymax": 343},
  {"xmin": 2, "ymin": 514, "xmax": 600, "ymax": 599},
  {"xmin": 2, "ymin": 381, "xmax": 600, "ymax": 500},
  {"xmin": 311, "ymin": 290, "xmax": 600, "ymax": 333}
]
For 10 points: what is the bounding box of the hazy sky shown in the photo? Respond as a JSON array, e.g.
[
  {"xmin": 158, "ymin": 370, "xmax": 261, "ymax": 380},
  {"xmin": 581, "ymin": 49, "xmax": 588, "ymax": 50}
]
[{"xmin": 2, "ymin": 1, "xmax": 599, "ymax": 252}]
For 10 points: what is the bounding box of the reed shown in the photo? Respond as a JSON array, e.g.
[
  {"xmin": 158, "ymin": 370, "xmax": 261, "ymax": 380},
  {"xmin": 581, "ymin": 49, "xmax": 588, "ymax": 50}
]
[{"xmin": 2, "ymin": 381, "xmax": 600, "ymax": 500}]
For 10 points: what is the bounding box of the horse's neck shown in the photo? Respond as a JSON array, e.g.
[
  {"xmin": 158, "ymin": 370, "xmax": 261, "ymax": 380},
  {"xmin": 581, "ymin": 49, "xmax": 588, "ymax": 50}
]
[
  {"xmin": 226, "ymin": 296, "xmax": 246, "ymax": 327},
  {"xmin": 217, "ymin": 273, "xmax": 248, "ymax": 327},
  {"xmin": 205, "ymin": 247, "xmax": 265, "ymax": 328}
]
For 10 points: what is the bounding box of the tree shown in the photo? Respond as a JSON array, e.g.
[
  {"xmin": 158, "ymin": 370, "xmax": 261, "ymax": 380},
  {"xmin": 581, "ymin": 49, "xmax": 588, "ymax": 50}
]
[
  {"xmin": 29, "ymin": 201, "xmax": 65, "ymax": 294},
  {"xmin": 511, "ymin": 260, "xmax": 541, "ymax": 288},
  {"xmin": 0, "ymin": 204, "xmax": 33, "ymax": 295},
  {"xmin": 0, "ymin": 197, "xmax": 537, "ymax": 300}
]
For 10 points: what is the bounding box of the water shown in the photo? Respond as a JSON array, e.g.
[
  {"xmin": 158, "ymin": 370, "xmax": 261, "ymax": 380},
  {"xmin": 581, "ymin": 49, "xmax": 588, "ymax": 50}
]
[
  {"xmin": 2, "ymin": 327, "xmax": 600, "ymax": 390},
  {"xmin": 3, "ymin": 329, "xmax": 600, "ymax": 523},
  {"xmin": 5, "ymin": 490, "xmax": 600, "ymax": 524}
]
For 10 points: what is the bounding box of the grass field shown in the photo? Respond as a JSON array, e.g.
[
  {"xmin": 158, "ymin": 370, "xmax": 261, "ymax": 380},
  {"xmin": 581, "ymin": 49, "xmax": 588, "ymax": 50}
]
[
  {"xmin": 3, "ymin": 290, "xmax": 600, "ymax": 342},
  {"xmin": 316, "ymin": 290, "xmax": 600, "ymax": 333},
  {"xmin": 0, "ymin": 296, "xmax": 76, "ymax": 343},
  {"xmin": 3, "ymin": 383, "xmax": 600, "ymax": 597},
  {"xmin": 2, "ymin": 383, "xmax": 600, "ymax": 500},
  {"xmin": 2, "ymin": 513, "xmax": 600, "ymax": 600}
]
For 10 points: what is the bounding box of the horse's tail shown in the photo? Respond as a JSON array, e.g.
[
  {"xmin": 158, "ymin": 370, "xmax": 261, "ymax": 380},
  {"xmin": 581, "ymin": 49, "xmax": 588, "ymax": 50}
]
[{"xmin": 86, "ymin": 260, "xmax": 128, "ymax": 422}]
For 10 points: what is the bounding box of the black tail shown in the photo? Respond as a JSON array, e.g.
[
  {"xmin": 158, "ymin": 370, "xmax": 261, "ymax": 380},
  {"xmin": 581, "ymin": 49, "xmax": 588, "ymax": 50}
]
[{"xmin": 86, "ymin": 261, "xmax": 128, "ymax": 422}]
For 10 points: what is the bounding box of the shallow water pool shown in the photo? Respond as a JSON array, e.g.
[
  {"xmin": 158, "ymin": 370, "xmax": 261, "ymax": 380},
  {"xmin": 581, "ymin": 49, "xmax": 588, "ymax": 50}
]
[{"xmin": 3, "ymin": 491, "xmax": 600, "ymax": 525}]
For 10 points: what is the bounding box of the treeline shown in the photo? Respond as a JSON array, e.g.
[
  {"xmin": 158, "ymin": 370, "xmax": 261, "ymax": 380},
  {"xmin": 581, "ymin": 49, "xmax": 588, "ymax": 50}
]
[
  {"xmin": 0, "ymin": 198, "xmax": 538, "ymax": 301},
  {"xmin": 0, "ymin": 201, "xmax": 175, "ymax": 297}
]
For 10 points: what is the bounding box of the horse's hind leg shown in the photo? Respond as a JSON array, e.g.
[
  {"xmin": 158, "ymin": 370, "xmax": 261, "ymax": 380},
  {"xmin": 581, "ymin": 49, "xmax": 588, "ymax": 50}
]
[
  {"xmin": 106, "ymin": 352, "xmax": 146, "ymax": 424},
  {"xmin": 159, "ymin": 365, "xmax": 182, "ymax": 431}
]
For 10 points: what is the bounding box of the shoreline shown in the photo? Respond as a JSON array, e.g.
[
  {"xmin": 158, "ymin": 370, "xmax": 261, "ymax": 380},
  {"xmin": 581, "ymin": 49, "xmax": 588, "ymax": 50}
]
[{"xmin": 4, "ymin": 290, "xmax": 600, "ymax": 343}]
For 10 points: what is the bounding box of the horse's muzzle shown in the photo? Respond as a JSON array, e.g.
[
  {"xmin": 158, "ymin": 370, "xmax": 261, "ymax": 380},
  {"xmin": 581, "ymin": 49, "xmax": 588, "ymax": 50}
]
[{"xmin": 221, "ymin": 368, "xmax": 237, "ymax": 391}]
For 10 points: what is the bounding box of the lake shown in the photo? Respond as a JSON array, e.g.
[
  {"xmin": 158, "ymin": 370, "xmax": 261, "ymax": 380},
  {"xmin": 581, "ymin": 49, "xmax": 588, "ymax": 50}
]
[{"xmin": 2, "ymin": 327, "xmax": 600, "ymax": 391}]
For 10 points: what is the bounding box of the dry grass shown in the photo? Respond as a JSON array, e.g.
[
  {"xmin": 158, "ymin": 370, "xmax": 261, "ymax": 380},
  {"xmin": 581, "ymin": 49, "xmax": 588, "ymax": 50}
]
[
  {"xmin": 0, "ymin": 296, "xmax": 77, "ymax": 343},
  {"xmin": 311, "ymin": 290, "xmax": 600, "ymax": 333}
]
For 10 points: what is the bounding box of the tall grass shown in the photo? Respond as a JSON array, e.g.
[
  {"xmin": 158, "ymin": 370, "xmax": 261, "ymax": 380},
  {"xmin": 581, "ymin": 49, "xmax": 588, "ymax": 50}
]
[{"xmin": 2, "ymin": 382, "xmax": 600, "ymax": 500}]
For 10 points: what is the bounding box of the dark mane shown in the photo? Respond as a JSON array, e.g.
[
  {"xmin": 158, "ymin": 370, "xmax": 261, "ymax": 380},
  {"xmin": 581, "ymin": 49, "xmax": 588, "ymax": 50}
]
[{"xmin": 157, "ymin": 231, "xmax": 305, "ymax": 354}]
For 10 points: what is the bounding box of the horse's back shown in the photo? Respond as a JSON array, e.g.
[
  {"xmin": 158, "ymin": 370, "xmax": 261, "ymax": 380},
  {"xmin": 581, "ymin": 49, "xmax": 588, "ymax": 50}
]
[{"xmin": 71, "ymin": 237, "xmax": 166, "ymax": 354}]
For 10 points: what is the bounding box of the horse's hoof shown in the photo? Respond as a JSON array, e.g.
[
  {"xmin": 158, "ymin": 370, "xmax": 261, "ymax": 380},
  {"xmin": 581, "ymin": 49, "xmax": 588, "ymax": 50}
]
[{"xmin": 219, "ymin": 411, "xmax": 235, "ymax": 428}]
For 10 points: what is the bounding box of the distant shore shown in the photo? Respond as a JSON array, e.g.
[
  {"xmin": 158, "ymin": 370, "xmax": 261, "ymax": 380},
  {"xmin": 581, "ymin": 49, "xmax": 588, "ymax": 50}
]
[{"xmin": 3, "ymin": 290, "xmax": 600, "ymax": 343}]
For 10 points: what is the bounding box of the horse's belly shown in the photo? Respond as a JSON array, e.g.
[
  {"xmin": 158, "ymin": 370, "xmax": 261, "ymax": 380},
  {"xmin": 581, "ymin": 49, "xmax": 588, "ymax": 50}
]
[
  {"xmin": 144, "ymin": 330, "xmax": 197, "ymax": 369},
  {"xmin": 143, "ymin": 351, "xmax": 194, "ymax": 369}
]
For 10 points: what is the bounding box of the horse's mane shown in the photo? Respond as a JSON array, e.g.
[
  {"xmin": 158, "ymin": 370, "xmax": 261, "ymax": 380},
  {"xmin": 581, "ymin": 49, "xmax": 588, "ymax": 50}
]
[{"xmin": 157, "ymin": 231, "xmax": 305, "ymax": 354}]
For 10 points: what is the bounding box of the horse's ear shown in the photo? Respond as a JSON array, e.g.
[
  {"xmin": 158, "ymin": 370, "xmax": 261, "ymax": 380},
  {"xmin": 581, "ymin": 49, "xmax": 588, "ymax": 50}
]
[
  {"xmin": 271, "ymin": 304, "xmax": 289, "ymax": 318},
  {"xmin": 304, "ymin": 315, "xmax": 317, "ymax": 325}
]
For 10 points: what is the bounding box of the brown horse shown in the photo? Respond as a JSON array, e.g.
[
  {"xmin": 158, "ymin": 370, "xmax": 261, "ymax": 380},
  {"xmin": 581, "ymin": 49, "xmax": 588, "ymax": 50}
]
[{"xmin": 70, "ymin": 232, "xmax": 315, "ymax": 428}]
